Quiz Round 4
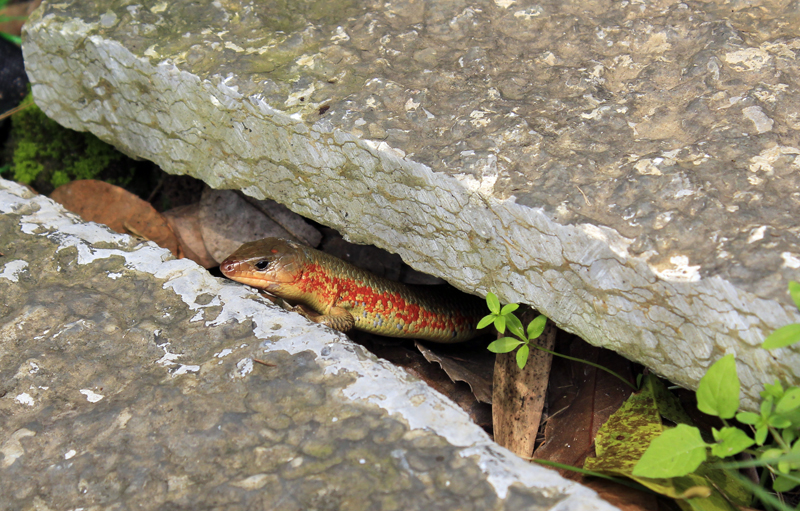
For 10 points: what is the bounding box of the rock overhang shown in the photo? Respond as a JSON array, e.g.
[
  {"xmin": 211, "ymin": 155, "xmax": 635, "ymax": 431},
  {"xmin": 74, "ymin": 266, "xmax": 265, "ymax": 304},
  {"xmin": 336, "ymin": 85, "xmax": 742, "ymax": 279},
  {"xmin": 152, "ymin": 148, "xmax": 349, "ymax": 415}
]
[{"xmin": 20, "ymin": 0, "xmax": 800, "ymax": 408}]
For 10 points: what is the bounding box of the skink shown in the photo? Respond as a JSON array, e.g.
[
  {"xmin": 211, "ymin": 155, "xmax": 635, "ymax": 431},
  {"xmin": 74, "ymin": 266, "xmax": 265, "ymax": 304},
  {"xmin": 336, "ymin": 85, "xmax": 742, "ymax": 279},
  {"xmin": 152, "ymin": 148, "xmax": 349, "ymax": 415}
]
[{"xmin": 220, "ymin": 238, "xmax": 484, "ymax": 343}]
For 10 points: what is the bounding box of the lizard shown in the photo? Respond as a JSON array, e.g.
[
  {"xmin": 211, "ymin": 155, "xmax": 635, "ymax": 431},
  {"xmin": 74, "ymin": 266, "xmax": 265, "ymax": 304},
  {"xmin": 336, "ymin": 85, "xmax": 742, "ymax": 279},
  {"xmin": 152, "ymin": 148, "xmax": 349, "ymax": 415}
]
[{"xmin": 219, "ymin": 238, "xmax": 485, "ymax": 343}]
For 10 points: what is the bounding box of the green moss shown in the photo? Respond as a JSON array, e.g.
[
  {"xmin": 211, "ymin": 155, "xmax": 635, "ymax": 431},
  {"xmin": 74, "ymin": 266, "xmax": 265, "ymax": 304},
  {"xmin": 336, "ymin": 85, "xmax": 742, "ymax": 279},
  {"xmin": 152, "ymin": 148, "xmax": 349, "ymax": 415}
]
[
  {"xmin": 10, "ymin": 139, "xmax": 43, "ymax": 183},
  {"xmin": 2, "ymin": 96, "xmax": 125, "ymax": 194}
]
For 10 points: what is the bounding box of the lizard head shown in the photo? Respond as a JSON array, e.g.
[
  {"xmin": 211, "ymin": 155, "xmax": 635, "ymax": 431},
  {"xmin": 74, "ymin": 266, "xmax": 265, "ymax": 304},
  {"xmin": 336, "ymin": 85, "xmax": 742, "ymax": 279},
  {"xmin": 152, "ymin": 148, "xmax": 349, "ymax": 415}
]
[{"xmin": 220, "ymin": 238, "xmax": 306, "ymax": 294}]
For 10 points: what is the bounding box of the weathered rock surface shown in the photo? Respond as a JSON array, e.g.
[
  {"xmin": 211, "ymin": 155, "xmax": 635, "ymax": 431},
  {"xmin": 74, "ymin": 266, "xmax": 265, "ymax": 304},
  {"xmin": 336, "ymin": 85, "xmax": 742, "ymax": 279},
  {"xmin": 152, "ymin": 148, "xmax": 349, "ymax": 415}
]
[
  {"xmin": 21, "ymin": 0, "xmax": 800, "ymax": 407},
  {"xmin": 0, "ymin": 178, "xmax": 614, "ymax": 510}
]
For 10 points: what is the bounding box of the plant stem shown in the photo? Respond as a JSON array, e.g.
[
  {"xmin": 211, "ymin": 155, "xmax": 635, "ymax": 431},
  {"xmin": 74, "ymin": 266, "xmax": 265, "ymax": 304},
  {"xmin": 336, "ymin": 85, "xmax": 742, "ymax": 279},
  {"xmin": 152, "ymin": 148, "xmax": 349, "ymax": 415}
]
[
  {"xmin": 527, "ymin": 344, "xmax": 638, "ymax": 390},
  {"xmin": 724, "ymin": 469, "xmax": 793, "ymax": 511},
  {"xmin": 769, "ymin": 425, "xmax": 791, "ymax": 451},
  {"xmin": 531, "ymin": 459, "xmax": 654, "ymax": 493}
]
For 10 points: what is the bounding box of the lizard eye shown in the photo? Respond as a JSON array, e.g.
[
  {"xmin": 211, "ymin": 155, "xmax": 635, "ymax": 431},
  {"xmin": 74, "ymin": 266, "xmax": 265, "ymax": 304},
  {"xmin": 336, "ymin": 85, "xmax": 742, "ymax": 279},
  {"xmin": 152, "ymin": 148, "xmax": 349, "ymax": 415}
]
[{"xmin": 254, "ymin": 260, "xmax": 271, "ymax": 271}]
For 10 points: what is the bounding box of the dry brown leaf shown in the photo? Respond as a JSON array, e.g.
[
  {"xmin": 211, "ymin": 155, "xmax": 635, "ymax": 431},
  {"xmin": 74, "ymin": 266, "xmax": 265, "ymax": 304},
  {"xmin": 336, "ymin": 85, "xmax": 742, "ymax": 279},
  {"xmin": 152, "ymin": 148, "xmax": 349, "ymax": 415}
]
[
  {"xmin": 50, "ymin": 179, "xmax": 179, "ymax": 257},
  {"xmin": 534, "ymin": 334, "xmax": 634, "ymax": 472},
  {"xmin": 531, "ymin": 336, "xmax": 646, "ymax": 509},
  {"xmin": 415, "ymin": 340, "xmax": 494, "ymax": 404},
  {"xmin": 353, "ymin": 333, "xmax": 492, "ymax": 429},
  {"xmin": 492, "ymin": 315, "xmax": 557, "ymax": 458},
  {"xmin": 163, "ymin": 203, "xmax": 217, "ymax": 268}
]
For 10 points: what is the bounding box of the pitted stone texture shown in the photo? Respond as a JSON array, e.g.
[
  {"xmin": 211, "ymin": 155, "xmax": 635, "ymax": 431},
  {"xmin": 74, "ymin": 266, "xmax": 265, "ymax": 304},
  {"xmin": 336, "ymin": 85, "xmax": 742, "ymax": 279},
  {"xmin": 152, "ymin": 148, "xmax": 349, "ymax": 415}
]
[
  {"xmin": 21, "ymin": 0, "xmax": 800, "ymax": 408},
  {"xmin": 0, "ymin": 179, "xmax": 614, "ymax": 510}
]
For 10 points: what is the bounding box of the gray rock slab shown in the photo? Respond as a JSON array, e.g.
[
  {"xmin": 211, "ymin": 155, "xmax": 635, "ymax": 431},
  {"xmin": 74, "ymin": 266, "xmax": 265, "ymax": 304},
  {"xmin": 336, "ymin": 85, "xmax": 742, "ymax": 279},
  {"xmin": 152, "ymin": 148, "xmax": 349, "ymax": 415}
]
[
  {"xmin": 20, "ymin": 0, "xmax": 800, "ymax": 408},
  {"xmin": 0, "ymin": 178, "xmax": 614, "ymax": 510}
]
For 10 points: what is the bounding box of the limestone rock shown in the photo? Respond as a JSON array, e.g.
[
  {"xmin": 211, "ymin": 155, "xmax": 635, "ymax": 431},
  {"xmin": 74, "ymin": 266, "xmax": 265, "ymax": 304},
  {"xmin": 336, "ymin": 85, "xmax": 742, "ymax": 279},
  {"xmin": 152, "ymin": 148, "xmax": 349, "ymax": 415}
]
[{"xmin": 21, "ymin": 0, "xmax": 800, "ymax": 408}]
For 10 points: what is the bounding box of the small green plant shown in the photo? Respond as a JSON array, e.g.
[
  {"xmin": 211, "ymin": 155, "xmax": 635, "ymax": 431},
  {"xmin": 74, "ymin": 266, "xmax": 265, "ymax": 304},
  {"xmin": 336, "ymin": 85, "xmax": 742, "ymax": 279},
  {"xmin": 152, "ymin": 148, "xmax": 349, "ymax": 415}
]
[
  {"xmin": 633, "ymin": 281, "xmax": 800, "ymax": 510},
  {"xmin": 478, "ymin": 292, "xmax": 547, "ymax": 369},
  {"xmin": 479, "ymin": 292, "xmax": 637, "ymax": 389}
]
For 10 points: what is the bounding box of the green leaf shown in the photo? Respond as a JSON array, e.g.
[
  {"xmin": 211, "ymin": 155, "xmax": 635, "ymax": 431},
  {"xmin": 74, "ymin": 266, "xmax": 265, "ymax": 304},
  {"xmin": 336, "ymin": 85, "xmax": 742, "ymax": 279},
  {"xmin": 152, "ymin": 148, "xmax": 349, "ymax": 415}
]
[
  {"xmin": 783, "ymin": 428, "xmax": 797, "ymax": 447},
  {"xmin": 500, "ymin": 303, "xmax": 519, "ymax": 315},
  {"xmin": 761, "ymin": 379, "xmax": 784, "ymax": 401},
  {"xmin": 761, "ymin": 396, "xmax": 774, "ymax": 415},
  {"xmin": 755, "ymin": 425, "xmax": 769, "ymax": 445},
  {"xmin": 776, "ymin": 387, "xmax": 800, "ymax": 414},
  {"xmin": 526, "ymin": 315, "xmax": 547, "ymax": 340},
  {"xmin": 761, "ymin": 448, "xmax": 784, "ymax": 463},
  {"xmin": 735, "ymin": 411, "xmax": 759, "ymax": 425},
  {"xmin": 477, "ymin": 314, "xmax": 496, "ymax": 330},
  {"xmin": 711, "ymin": 427, "xmax": 755, "ymax": 458},
  {"xmin": 763, "ymin": 324, "xmax": 800, "ymax": 350},
  {"xmin": 789, "ymin": 281, "xmax": 800, "ymax": 311},
  {"xmin": 768, "ymin": 415, "xmax": 791, "ymax": 429},
  {"xmin": 516, "ymin": 344, "xmax": 530, "ymax": 369},
  {"xmin": 784, "ymin": 442, "xmax": 800, "ymax": 473},
  {"xmin": 773, "ymin": 474, "xmax": 800, "ymax": 493},
  {"xmin": 505, "ymin": 313, "xmax": 525, "ymax": 340},
  {"xmin": 632, "ymin": 424, "xmax": 709, "ymax": 478},
  {"xmin": 487, "ymin": 337, "xmax": 523, "ymax": 353},
  {"xmin": 486, "ymin": 292, "xmax": 500, "ymax": 314},
  {"xmin": 696, "ymin": 354, "xmax": 740, "ymax": 419},
  {"xmin": 494, "ymin": 315, "xmax": 506, "ymax": 334}
]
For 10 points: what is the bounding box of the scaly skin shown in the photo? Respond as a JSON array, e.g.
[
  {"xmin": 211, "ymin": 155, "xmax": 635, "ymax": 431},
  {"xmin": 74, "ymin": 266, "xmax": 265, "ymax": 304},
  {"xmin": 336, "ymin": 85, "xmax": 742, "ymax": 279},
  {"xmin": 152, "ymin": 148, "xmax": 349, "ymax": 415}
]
[{"xmin": 220, "ymin": 238, "xmax": 484, "ymax": 343}]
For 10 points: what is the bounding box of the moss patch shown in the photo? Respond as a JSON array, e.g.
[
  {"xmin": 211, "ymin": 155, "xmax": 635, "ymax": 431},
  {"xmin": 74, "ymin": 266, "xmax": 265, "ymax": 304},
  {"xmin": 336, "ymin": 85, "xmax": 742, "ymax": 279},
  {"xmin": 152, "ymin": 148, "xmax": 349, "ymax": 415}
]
[{"xmin": 2, "ymin": 96, "xmax": 124, "ymax": 194}]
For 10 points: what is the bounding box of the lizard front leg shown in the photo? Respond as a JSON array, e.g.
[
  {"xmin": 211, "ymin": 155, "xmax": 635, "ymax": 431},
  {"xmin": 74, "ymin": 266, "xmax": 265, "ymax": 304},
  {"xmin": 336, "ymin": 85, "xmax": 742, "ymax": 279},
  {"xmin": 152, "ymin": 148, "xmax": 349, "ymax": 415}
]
[
  {"xmin": 258, "ymin": 290, "xmax": 354, "ymax": 331},
  {"xmin": 292, "ymin": 284, "xmax": 356, "ymax": 333},
  {"xmin": 300, "ymin": 306, "xmax": 356, "ymax": 332}
]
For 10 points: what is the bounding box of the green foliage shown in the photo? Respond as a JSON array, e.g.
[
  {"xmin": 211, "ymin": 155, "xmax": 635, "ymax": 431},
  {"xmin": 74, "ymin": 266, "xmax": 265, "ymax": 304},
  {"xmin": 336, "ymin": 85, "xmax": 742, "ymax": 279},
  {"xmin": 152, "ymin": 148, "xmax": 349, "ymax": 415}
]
[
  {"xmin": 696, "ymin": 354, "xmax": 739, "ymax": 419},
  {"xmin": 762, "ymin": 281, "xmax": 800, "ymax": 350},
  {"xmin": 3, "ymin": 95, "xmax": 124, "ymax": 193},
  {"xmin": 762, "ymin": 324, "xmax": 800, "ymax": 350},
  {"xmin": 631, "ymin": 281, "xmax": 800, "ymax": 510},
  {"xmin": 481, "ymin": 282, "xmax": 800, "ymax": 508},
  {"xmin": 480, "ymin": 293, "xmax": 636, "ymax": 389},
  {"xmin": 11, "ymin": 139, "xmax": 44, "ymax": 183},
  {"xmin": 635, "ymin": 358, "xmax": 800, "ymax": 493},
  {"xmin": 480, "ymin": 292, "xmax": 547, "ymax": 370},
  {"xmin": 633, "ymin": 424, "xmax": 709, "ymax": 478},
  {"xmin": 710, "ymin": 427, "xmax": 754, "ymax": 458},
  {"xmin": 585, "ymin": 375, "xmax": 750, "ymax": 510}
]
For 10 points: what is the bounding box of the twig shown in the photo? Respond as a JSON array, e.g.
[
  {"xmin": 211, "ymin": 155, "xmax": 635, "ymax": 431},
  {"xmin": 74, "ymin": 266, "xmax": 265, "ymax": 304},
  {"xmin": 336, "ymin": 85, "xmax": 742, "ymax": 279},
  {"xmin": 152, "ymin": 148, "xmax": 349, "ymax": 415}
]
[
  {"xmin": 575, "ymin": 185, "xmax": 592, "ymax": 206},
  {"xmin": 0, "ymin": 100, "xmax": 33, "ymax": 122}
]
